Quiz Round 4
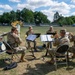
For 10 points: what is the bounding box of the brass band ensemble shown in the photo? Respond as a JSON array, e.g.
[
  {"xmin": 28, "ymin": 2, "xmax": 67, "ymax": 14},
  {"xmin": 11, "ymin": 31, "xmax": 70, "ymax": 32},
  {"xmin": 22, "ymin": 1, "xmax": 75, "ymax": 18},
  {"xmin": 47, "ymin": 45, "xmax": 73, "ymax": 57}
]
[{"xmin": 0, "ymin": 26, "xmax": 75, "ymax": 64}]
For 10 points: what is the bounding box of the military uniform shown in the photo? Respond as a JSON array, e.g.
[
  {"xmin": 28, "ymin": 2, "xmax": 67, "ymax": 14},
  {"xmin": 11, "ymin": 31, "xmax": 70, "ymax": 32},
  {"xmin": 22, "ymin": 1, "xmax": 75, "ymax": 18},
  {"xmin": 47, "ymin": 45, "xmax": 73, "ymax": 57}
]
[
  {"xmin": 46, "ymin": 29, "xmax": 55, "ymax": 49},
  {"xmin": 7, "ymin": 32, "xmax": 26, "ymax": 54},
  {"xmin": 48, "ymin": 36, "xmax": 70, "ymax": 58},
  {"xmin": 26, "ymin": 30, "xmax": 34, "ymax": 36},
  {"xmin": 26, "ymin": 30, "xmax": 37, "ymax": 51},
  {"xmin": 68, "ymin": 35, "xmax": 75, "ymax": 53}
]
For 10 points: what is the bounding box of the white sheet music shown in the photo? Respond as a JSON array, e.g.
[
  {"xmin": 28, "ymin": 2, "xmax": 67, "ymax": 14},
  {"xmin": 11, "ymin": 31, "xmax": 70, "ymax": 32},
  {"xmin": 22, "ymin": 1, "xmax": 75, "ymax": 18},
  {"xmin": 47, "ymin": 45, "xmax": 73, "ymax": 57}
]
[
  {"xmin": 26, "ymin": 34, "xmax": 37, "ymax": 41},
  {"xmin": 40, "ymin": 35, "xmax": 47, "ymax": 41},
  {"xmin": 47, "ymin": 35, "xmax": 53, "ymax": 41},
  {"xmin": 66, "ymin": 32, "xmax": 69, "ymax": 38},
  {"xmin": 40, "ymin": 35, "xmax": 53, "ymax": 42}
]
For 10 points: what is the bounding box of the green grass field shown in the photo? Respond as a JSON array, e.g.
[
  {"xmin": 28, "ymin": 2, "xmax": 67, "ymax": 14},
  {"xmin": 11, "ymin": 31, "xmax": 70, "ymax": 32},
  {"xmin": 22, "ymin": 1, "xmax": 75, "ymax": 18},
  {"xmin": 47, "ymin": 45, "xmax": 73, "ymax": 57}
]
[{"xmin": 0, "ymin": 26, "xmax": 75, "ymax": 75}]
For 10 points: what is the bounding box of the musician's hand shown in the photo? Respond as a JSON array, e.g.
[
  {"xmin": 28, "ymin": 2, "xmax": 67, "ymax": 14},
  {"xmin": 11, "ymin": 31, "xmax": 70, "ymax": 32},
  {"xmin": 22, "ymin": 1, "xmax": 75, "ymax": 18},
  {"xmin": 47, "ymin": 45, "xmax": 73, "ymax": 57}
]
[
  {"xmin": 54, "ymin": 34, "xmax": 59, "ymax": 39},
  {"xmin": 69, "ymin": 32, "xmax": 74, "ymax": 36},
  {"xmin": 68, "ymin": 32, "xmax": 74, "ymax": 42}
]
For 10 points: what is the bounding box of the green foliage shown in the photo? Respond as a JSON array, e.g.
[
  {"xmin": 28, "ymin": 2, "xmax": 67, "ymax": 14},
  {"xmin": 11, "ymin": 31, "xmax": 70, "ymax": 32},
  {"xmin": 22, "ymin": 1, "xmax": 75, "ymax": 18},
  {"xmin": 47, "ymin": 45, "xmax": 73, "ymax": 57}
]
[
  {"xmin": 53, "ymin": 15, "xmax": 75, "ymax": 26},
  {"xmin": 34, "ymin": 11, "xmax": 50, "ymax": 26},
  {"xmin": 0, "ymin": 8, "xmax": 50, "ymax": 26}
]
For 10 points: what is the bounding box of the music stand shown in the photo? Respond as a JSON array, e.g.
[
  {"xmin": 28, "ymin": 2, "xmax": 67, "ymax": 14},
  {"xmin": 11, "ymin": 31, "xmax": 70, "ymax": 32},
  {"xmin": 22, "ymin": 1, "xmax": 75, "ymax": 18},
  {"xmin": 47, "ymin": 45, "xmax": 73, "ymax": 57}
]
[
  {"xmin": 26, "ymin": 34, "xmax": 37, "ymax": 41},
  {"xmin": 40, "ymin": 35, "xmax": 54, "ymax": 56},
  {"xmin": 47, "ymin": 32, "xmax": 56, "ymax": 35},
  {"xmin": 34, "ymin": 33, "xmax": 41, "ymax": 38}
]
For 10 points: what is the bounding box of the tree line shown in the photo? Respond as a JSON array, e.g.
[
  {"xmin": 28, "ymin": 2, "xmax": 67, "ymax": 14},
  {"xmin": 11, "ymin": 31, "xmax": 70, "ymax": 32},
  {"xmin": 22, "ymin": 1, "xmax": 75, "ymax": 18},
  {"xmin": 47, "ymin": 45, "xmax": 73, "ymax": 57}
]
[
  {"xmin": 0, "ymin": 8, "xmax": 50, "ymax": 26},
  {"xmin": 53, "ymin": 12, "xmax": 75, "ymax": 26},
  {"xmin": 0, "ymin": 8, "xmax": 75, "ymax": 26}
]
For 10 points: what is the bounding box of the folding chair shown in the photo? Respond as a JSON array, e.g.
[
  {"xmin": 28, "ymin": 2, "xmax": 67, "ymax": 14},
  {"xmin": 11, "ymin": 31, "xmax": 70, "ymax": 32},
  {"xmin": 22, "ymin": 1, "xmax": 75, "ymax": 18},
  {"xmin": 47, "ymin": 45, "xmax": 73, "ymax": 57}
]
[
  {"xmin": 54, "ymin": 44, "xmax": 69, "ymax": 70},
  {"xmin": 3, "ymin": 41, "xmax": 19, "ymax": 63},
  {"xmin": 0, "ymin": 42, "xmax": 6, "ymax": 59}
]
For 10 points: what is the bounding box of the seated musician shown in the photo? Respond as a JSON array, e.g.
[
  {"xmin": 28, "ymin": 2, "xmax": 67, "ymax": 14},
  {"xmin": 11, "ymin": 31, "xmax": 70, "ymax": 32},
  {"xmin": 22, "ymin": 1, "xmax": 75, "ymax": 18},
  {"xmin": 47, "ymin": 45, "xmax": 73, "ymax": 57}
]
[
  {"xmin": 46, "ymin": 26, "xmax": 56, "ymax": 49},
  {"xmin": 68, "ymin": 33, "xmax": 75, "ymax": 57},
  {"xmin": 26, "ymin": 26, "xmax": 37, "ymax": 52},
  {"xmin": 7, "ymin": 27, "xmax": 27, "ymax": 62},
  {"xmin": 48, "ymin": 29, "xmax": 70, "ymax": 64}
]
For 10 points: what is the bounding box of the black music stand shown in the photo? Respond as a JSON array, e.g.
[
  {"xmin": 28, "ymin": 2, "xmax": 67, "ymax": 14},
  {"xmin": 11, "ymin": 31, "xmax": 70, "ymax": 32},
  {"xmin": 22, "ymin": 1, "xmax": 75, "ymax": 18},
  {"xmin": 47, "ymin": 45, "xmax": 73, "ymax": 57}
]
[
  {"xmin": 47, "ymin": 32, "xmax": 56, "ymax": 35},
  {"xmin": 26, "ymin": 34, "xmax": 37, "ymax": 58},
  {"xmin": 34, "ymin": 33, "xmax": 41, "ymax": 38}
]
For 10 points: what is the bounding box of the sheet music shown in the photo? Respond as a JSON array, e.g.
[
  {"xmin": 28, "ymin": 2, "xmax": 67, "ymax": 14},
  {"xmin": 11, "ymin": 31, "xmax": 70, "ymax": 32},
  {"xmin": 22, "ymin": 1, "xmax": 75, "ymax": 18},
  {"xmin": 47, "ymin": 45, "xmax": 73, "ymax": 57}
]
[
  {"xmin": 40, "ymin": 35, "xmax": 53, "ymax": 42},
  {"xmin": 40, "ymin": 35, "xmax": 47, "ymax": 41},
  {"xmin": 66, "ymin": 32, "xmax": 69, "ymax": 38},
  {"xmin": 47, "ymin": 35, "xmax": 53, "ymax": 41},
  {"xmin": 26, "ymin": 34, "xmax": 37, "ymax": 41}
]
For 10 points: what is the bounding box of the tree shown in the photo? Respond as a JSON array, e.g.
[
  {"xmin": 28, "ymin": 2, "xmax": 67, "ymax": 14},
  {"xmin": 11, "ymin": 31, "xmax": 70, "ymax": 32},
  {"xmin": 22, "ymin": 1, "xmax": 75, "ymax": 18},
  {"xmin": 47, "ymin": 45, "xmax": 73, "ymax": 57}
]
[
  {"xmin": 10, "ymin": 10, "xmax": 16, "ymax": 22},
  {"xmin": 34, "ymin": 11, "xmax": 50, "ymax": 26},
  {"xmin": 0, "ymin": 8, "xmax": 51, "ymax": 26},
  {"xmin": 21, "ymin": 8, "xmax": 34, "ymax": 23},
  {"xmin": 53, "ymin": 12, "xmax": 60, "ymax": 21}
]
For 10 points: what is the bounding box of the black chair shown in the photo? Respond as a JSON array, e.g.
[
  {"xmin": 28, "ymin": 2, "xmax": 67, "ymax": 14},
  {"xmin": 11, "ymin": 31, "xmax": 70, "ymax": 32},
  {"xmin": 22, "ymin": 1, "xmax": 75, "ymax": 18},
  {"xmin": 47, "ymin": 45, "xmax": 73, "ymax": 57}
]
[
  {"xmin": 3, "ymin": 41, "xmax": 19, "ymax": 62},
  {"xmin": 54, "ymin": 44, "xmax": 69, "ymax": 70}
]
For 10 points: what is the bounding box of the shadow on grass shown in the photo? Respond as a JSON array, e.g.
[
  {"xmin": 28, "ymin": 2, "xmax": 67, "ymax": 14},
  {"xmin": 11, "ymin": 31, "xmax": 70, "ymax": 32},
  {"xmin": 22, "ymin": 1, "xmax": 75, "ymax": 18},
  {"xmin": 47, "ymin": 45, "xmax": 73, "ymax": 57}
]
[
  {"xmin": 22, "ymin": 59, "xmax": 75, "ymax": 75},
  {"xmin": 22, "ymin": 62, "xmax": 56, "ymax": 75},
  {"xmin": 66, "ymin": 61, "xmax": 75, "ymax": 70},
  {"xmin": 0, "ymin": 59, "xmax": 9, "ymax": 68}
]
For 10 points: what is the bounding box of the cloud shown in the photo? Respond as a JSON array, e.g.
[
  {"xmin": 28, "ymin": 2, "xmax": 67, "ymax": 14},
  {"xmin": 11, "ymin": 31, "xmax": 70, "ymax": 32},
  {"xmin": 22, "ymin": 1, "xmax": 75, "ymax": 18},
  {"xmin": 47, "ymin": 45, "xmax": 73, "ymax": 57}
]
[
  {"xmin": 17, "ymin": 0, "xmax": 58, "ymax": 10},
  {"xmin": 41, "ymin": 2, "xmax": 71, "ymax": 21},
  {"xmin": 71, "ymin": 12, "xmax": 75, "ymax": 15},
  {"xmin": 17, "ymin": 4, "xmax": 35, "ymax": 10},
  {"xmin": 71, "ymin": 0, "xmax": 75, "ymax": 3},
  {"xmin": 17, "ymin": 0, "xmax": 71, "ymax": 21},
  {"xmin": 9, "ymin": 0, "xmax": 21, "ymax": 2},
  {"xmin": 0, "ymin": 10, "xmax": 4, "ymax": 15},
  {"xmin": 0, "ymin": 4, "xmax": 13, "ymax": 10}
]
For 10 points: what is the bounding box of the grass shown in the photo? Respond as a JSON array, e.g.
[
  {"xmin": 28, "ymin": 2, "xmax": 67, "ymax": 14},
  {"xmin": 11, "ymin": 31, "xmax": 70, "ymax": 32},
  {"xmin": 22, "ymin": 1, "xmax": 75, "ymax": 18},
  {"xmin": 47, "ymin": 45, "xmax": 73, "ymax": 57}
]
[{"xmin": 0, "ymin": 26, "xmax": 75, "ymax": 75}]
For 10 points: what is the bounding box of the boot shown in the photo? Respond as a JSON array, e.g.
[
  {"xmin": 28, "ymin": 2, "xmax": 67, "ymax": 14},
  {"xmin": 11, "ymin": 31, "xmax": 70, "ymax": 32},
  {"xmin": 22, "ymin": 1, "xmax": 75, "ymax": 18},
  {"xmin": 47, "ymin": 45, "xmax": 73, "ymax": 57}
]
[{"xmin": 19, "ymin": 54, "xmax": 27, "ymax": 62}]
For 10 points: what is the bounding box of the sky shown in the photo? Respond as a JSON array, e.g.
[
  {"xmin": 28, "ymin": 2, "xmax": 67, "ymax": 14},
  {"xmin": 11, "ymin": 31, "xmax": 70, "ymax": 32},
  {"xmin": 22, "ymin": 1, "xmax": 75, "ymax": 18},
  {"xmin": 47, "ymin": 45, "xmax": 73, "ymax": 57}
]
[{"xmin": 0, "ymin": 0, "xmax": 75, "ymax": 21}]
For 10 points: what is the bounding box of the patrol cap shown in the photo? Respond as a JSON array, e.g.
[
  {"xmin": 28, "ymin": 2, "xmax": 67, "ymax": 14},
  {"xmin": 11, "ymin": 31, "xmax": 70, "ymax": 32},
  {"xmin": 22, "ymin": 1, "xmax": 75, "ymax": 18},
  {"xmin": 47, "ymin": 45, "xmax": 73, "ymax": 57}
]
[
  {"xmin": 29, "ymin": 26, "xmax": 33, "ymax": 30},
  {"xmin": 11, "ymin": 26, "xmax": 17, "ymax": 32},
  {"xmin": 60, "ymin": 29, "xmax": 66, "ymax": 34}
]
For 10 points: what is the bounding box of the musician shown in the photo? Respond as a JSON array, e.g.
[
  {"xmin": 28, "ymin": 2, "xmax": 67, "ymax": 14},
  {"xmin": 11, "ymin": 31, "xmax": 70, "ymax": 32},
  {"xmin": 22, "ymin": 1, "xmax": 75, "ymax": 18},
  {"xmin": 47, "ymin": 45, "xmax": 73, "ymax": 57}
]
[
  {"xmin": 46, "ymin": 26, "xmax": 56, "ymax": 49},
  {"xmin": 48, "ymin": 29, "xmax": 70, "ymax": 64},
  {"xmin": 7, "ymin": 27, "xmax": 27, "ymax": 62},
  {"xmin": 26, "ymin": 26, "xmax": 37, "ymax": 52},
  {"xmin": 46, "ymin": 26, "xmax": 54, "ymax": 33}
]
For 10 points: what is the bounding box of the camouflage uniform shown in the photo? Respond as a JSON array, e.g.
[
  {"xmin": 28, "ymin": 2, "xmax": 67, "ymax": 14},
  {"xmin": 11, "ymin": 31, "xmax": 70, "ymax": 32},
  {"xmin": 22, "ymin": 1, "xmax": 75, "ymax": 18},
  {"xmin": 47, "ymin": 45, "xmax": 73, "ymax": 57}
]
[
  {"xmin": 68, "ymin": 35, "xmax": 75, "ymax": 53},
  {"xmin": 48, "ymin": 36, "xmax": 70, "ymax": 58},
  {"xmin": 26, "ymin": 30, "xmax": 34, "ymax": 36},
  {"xmin": 26, "ymin": 30, "xmax": 37, "ymax": 51},
  {"xmin": 7, "ymin": 32, "xmax": 26, "ymax": 54},
  {"xmin": 46, "ymin": 29, "xmax": 55, "ymax": 49}
]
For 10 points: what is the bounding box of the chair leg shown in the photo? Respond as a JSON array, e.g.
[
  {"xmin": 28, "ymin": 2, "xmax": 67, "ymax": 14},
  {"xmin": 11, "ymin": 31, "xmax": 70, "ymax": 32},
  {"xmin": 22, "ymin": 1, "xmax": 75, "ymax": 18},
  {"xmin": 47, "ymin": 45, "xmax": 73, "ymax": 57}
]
[{"xmin": 54, "ymin": 57, "xmax": 57, "ymax": 70}]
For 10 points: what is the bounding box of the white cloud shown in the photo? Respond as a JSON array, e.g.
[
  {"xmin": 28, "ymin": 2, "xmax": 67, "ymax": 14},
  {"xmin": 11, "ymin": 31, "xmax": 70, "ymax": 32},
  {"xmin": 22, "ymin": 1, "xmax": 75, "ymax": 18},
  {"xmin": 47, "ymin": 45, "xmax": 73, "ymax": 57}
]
[
  {"xmin": 0, "ymin": 10, "xmax": 3, "ymax": 15},
  {"xmin": 9, "ymin": 0, "xmax": 21, "ymax": 2},
  {"xmin": 17, "ymin": 0, "xmax": 71, "ymax": 21},
  {"xmin": 0, "ymin": 4, "xmax": 13, "ymax": 10},
  {"xmin": 41, "ymin": 2, "xmax": 71, "ymax": 21},
  {"xmin": 17, "ymin": 4, "xmax": 35, "ymax": 10},
  {"xmin": 70, "ymin": 4, "xmax": 75, "ymax": 8},
  {"xmin": 71, "ymin": 12, "xmax": 75, "ymax": 15},
  {"xmin": 71, "ymin": 0, "xmax": 75, "ymax": 3},
  {"xmin": 17, "ymin": 0, "xmax": 58, "ymax": 10}
]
